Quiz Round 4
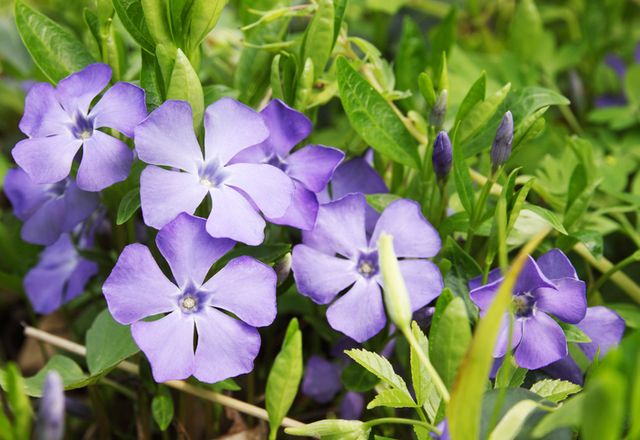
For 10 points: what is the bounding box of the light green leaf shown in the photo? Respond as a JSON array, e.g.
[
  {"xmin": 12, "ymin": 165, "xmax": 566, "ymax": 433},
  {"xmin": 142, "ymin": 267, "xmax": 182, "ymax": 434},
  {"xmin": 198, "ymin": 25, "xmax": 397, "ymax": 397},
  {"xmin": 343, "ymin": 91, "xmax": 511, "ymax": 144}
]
[
  {"xmin": 86, "ymin": 309, "xmax": 140, "ymax": 376},
  {"xmin": 141, "ymin": 0, "xmax": 173, "ymax": 45},
  {"xmin": 455, "ymin": 71, "xmax": 486, "ymax": 125},
  {"xmin": 410, "ymin": 322, "xmax": 432, "ymax": 407},
  {"xmin": 345, "ymin": 349, "xmax": 411, "ymax": 397},
  {"xmin": 286, "ymin": 419, "xmax": 370, "ymax": 440},
  {"xmin": 336, "ymin": 57, "xmax": 420, "ymax": 169},
  {"xmin": 301, "ymin": 0, "xmax": 334, "ymax": 78},
  {"xmin": 151, "ymin": 386, "xmax": 174, "ymax": 431},
  {"xmin": 625, "ymin": 64, "xmax": 640, "ymax": 106},
  {"xmin": 14, "ymin": 0, "xmax": 95, "ymax": 83},
  {"xmin": 489, "ymin": 400, "xmax": 547, "ymax": 440},
  {"xmin": 531, "ymin": 394, "xmax": 583, "ymax": 438},
  {"xmin": 185, "ymin": 0, "xmax": 227, "ymax": 54},
  {"xmin": 266, "ymin": 318, "xmax": 303, "ymax": 440},
  {"xmin": 167, "ymin": 48, "xmax": 204, "ymax": 128},
  {"xmin": 116, "ymin": 187, "xmax": 141, "ymax": 225},
  {"xmin": 530, "ymin": 379, "xmax": 581, "ymax": 403},
  {"xmin": 14, "ymin": 356, "xmax": 91, "ymax": 397},
  {"xmin": 367, "ymin": 388, "xmax": 418, "ymax": 409},
  {"xmin": 5, "ymin": 364, "xmax": 31, "ymax": 440},
  {"xmin": 559, "ymin": 322, "xmax": 592, "ymax": 343},
  {"xmin": 581, "ymin": 369, "xmax": 626, "ymax": 440},
  {"xmin": 112, "ymin": 0, "xmax": 155, "ymax": 53},
  {"xmin": 366, "ymin": 193, "xmax": 401, "ymax": 213},
  {"xmin": 457, "ymin": 83, "xmax": 511, "ymax": 145},
  {"xmin": 520, "ymin": 204, "xmax": 567, "ymax": 235}
]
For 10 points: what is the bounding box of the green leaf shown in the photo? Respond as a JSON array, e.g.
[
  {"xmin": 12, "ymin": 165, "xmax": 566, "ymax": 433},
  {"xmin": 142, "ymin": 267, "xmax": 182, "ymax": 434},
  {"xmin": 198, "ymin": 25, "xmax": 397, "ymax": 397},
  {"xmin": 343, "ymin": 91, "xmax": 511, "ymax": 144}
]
[
  {"xmin": 86, "ymin": 309, "xmax": 140, "ymax": 376},
  {"xmin": 301, "ymin": 0, "xmax": 334, "ymax": 78},
  {"xmin": 336, "ymin": 57, "xmax": 420, "ymax": 169},
  {"xmin": 366, "ymin": 193, "xmax": 401, "ymax": 213},
  {"xmin": 520, "ymin": 204, "xmax": 567, "ymax": 235},
  {"xmin": 167, "ymin": 48, "xmax": 204, "ymax": 128},
  {"xmin": 141, "ymin": 0, "xmax": 173, "ymax": 45},
  {"xmin": 581, "ymin": 369, "xmax": 626, "ymax": 440},
  {"xmin": 367, "ymin": 388, "xmax": 418, "ymax": 409},
  {"xmin": 530, "ymin": 379, "xmax": 581, "ymax": 403},
  {"xmin": 213, "ymin": 243, "xmax": 291, "ymax": 271},
  {"xmin": 625, "ymin": 64, "xmax": 640, "ymax": 106},
  {"xmin": 14, "ymin": 0, "xmax": 95, "ymax": 83},
  {"xmin": 410, "ymin": 322, "xmax": 432, "ymax": 407},
  {"xmin": 286, "ymin": 419, "xmax": 370, "ymax": 440},
  {"xmin": 559, "ymin": 322, "xmax": 592, "ymax": 343},
  {"xmin": 112, "ymin": 0, "xmax": 155, "ymax": 53},
  {"xmin": 341, "ymin": 363, "xmax": 379, "ymax": 392},
  {"xmin": 495, "ymin": 356, "xmax": 527, "ymax": 389},
  {"xmin": 4, "ymin": 364, "xmax": 31, "ymax": 440},
  {"xmin": 151, "ymin": 386, "xmax": 174, "ymax": 431},
  {"xmin": 451, "ymin": 126, "xmax": 475, "ymax": 216},
  {"xmin": 531, "ymin": 394, "xmax": 583, "ymax": 438},
  {"xmin": 15, "ymin": 356, "xmax": 91, "ymax": 397},
  {"xmin": 509, "ymin": 0, "xmax": 543, "ymax": 62},
  {"xmin": 116, "ymin": 187, "xmax": 141, "ymax": 225},
  {"xmin": 266, "ymin": 318, "xmax": 303, "ymax": 440},
  {"xmin": 395, "ymin": 17, "xmax": 427, "ymax": 106},
  {"xmin": 418, "ymin": 72, "xmax": 436, "ymax": 108},
  {"xmin": 430, "ymin": 296, "xmax": 471, "ymax": 389},
  {"xmin": 457, "ymin": 82, "xmax": 511, "ymax": 145},
  {"xmin": 429, "ymin": 6, "xmax": 457, "ymax": 67},
  {"xmin": 184, "ymin": 0, "xmax": 226, "ymax": 54},
  {"xmin": 488, "ymin": 400, "xmax": 546, "ymax": 440},
  {"xmin": 345, "ymin": 349, "xmax": 413, "ymax": 401},
  {"xmin": 455, "ymin": 71, "xmax": 486, "ymax": 125}
]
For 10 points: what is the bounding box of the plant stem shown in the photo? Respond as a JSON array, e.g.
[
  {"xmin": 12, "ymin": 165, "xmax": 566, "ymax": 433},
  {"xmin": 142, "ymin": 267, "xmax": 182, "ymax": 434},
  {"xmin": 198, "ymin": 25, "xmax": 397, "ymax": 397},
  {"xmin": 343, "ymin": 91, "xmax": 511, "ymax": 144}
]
[
  {"xmin": 588, "ymin": 250, "xmax": 640, "ymax": 296},
  {"xmin": 365, "ymin": 417, "xmax": 441, "ymax": 434},
  {"xmin": 402, "ymin": 325, "xmax": 450, "ymax": 403}
]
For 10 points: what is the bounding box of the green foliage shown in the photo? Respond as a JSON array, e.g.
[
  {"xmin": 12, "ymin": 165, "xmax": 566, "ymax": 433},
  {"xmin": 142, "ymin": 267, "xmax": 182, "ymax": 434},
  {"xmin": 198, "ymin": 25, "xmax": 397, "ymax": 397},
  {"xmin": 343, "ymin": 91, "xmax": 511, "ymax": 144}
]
[{"xmin": 85, "ymin": 309, "xmax": 140, "ymax": 376}]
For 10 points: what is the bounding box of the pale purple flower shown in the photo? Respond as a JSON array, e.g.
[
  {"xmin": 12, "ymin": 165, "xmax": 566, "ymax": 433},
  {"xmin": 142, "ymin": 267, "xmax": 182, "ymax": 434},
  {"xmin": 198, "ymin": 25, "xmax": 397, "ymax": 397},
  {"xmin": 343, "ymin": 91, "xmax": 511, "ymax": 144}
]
[
  {"xmin": 25, "ymin": 232, "xmax": 98, "ymax": 314},
  {"xmin": 231, "ymin": 100, "xmax": 344, "ymax": 230},
  {"xmin": 340, "ymin": 392, "xmax": 364, "ymax": 420},
  {"xmin": 102, "ymin": 213, "xmax": 277, "ymax": 383},
  {"xmin": 12, "ymin": 63, "xmax": 146, "ymax": 191},
  {"xmin": 544, "ymin": 306, "xmax": 625, "ymax": 384},
  {"xmin": 470, "ymin": 249, "xmax": 587, "ymax": 370},
  {"xmin": 135, "ymin": 99, "xmax": 294, "ymax": 245},
  {"xmin": 292, "ymin": 193, "xmax": 443, "ymax": 342},
  {"xmin": 4, "ymin": 168, "xmax": 99, "ymax": 245},
  {"xmin": 490, "ymin": 111, "xmax": 513, "ymax": 171},
  {"xmin": 302, "ymin": 355, "xmax": 342, "ymax": 403},
  {"xmin": 36, "ymin": 371, "xmax": 65, "ymax": 440}
]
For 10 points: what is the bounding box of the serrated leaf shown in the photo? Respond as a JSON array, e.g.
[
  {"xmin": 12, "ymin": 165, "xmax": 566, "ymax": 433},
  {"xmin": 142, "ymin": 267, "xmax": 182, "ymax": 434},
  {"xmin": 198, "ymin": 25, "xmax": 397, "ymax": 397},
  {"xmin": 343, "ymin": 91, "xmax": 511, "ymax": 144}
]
[
  {"xmin": 15, "ymin": 0, "xmax": 95, "ymax": 83},
  {"xmin": 116, "ymin": 187, "xmax": 141, "ymax": 225},
  {"xmin": 367, "ymin": 388, "xmax": 418, "ymax": 409},
  {"xmin": 86, "ymin": 309, "xmax": 140, "ymax": 376},
  {"xmin": 345, "ymin": 349, "xmax": 411, "ymax": 397},
  {"xmin": 336, "ymin": 57, "xmax": 420, "ymax": 169},
  {"xmin": 152, "ymin": 386, "xmax": 174, "ymax": 431},
  {"xmin": 266, "ymin": 318, "xmax": 303, "ymax": 440},
  {"xmin": 530, "ymin": 379, "xmax": 581, "ymax": 403}
]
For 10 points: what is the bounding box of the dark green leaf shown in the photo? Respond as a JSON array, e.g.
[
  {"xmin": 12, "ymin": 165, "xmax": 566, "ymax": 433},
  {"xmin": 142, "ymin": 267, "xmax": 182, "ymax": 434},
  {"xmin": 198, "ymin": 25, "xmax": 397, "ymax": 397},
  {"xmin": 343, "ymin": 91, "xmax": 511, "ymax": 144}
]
[
  {"xmin": 341, "ymin": 363, "xmax": 379, "ymax": 392},
  {"xmin": 151, "ymin": 386, "xmax": 174, "ymax": 431},
  {"xmin": 112, "ymin": 0, "xmax": 155, "ymax": 53},
  {"xmin": 86, "ymin": 309, "xmax": 140, "ymax": 376},
  {"xmin": 455, "ymin": 71, "xmax": 486, "ymax": 125},
  {"xmin": 116, "ymin": 187, "xmax": 141, "ymax": 225},
  {"xmin": 430, "ymin": 296, "xmax": 471, "ymax": 388}
]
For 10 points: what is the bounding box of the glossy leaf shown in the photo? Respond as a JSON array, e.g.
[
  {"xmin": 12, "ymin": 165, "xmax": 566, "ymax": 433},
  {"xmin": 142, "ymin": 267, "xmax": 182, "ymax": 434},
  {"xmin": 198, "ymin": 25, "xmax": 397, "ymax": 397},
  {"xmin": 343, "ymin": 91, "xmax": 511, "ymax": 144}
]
[
  {"xmin": 530, "ymin": 379, "xmax": 581, "ymax": 403},
  {"xmin": 113, "ymin": 0, "xmax": 155, "ymax": 53},
  {"xmin": 151, "ymin": 386, "xmax": 174, "ymax": 431},
  {"xmin": 86, "ymin": 309, "xmax": 140, "ymax": 376}
]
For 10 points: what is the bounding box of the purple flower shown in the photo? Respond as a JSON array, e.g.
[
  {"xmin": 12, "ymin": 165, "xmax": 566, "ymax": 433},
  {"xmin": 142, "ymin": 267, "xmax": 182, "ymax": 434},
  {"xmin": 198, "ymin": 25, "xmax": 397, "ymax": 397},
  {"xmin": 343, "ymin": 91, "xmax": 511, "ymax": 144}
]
[
  {"xmin": 36, "ymin": 371, "xmax": 65, "ymax": 440},
  {"xmin": 4, "ymin": 168, "xmax": 99, "ymax": 245},
  {"xmin": 302, "ymin": 355, "xmax": 342, "ymax": 404},
  {"xmin": 340, "ymin": 392, "xmax": 364, "ymax": 420},
  {"xmin": 231, "ymin": 100, "xmax": 344, "ymax": 230},
  {"xmin": 292, "ymin": 193, "xmax": 443, "ymax": 342},
  {"xmin": 25, "ymin": 232, "xmax": 98, "ymax": 314},
  {"xmin": 490, "ymin": 111, "xmax": 513, "ymax": 171},
  {"xmin": 432, "ymin": 131, "xmax": 452, "ymax": 181},
  {"xmin": 12, "ymin": 63, "xmax": 146, "ymax": 191},
  {"xmin": 470, "ymin": 249, "xmax": 587, "ymax": 370},
  {"xmin": 544, "ymin": 306, "xmax": 625, "ymax": 384},
  {"xmin": 135, "ymin": 99, "xmax": 294, "ymax": 245},
  {"xmin": 605, "ymin": 54, "xmax": 627, "ymax": 78},
  {"xmin": 102, "ymin": 213, "xmax": 277, "ymax": 383}
]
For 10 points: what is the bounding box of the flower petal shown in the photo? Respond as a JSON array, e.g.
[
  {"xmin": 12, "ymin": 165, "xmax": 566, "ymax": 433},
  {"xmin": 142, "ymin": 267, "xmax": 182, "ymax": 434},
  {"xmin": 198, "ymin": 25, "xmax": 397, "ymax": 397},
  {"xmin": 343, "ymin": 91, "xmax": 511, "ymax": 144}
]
[
  {"xmin": 302, "ymin": 356, "xmax": 342, "ymax": 404},
  {"xmin": 55, "ymin": 63, "xmax": 112, "ymax": 115},
  {"xmin": 536, "ymin": 249, "xmax": 577, "ymax": 280},
  {"xmin": 302, "ymin": 193, "xmax": 367, "ymax": 258},
  {"xmin": 370, "ymin": 199, "xmax": 441, "ymax": 258},
  {"xmin": 134, "ymin": 100, "xmax": 203, "ymax": 174},
  {"xmin": 535, "ymin": 278, "xmax": 586, "ymax": 324},
  {"xmin": 193, "ymin": 307, "xmax": 261, "ymax": 383},
  {"xmin": 203, "ymin": 256, "xmax": 277, "ymax": 327},
  {"xmin": 468, "ymin": 268, "xmax": 502, "ymax": 291},
  {"xmin": 12, "ymin": 135, "xmax": 82, "ymax": 184},
  {"xmin": 514, "ymin": 256, "xmax": 556, "ymax": 294},
  {"xmin": 224, "ymin": 163, "xmax": 293, "ymax": 218},
  {"xmin": 156, "ymin": 213, "xmax": 235, "ymax": 287},
  {"xmin": 90, "ymin": 82, "xmax": 147, "ymax": 137},
  {"xmin": 321, "ymin": 156, "xmax": 388, "ymax": 202},
  {"xmin": 577, "ymin": 306, "xmax": 625, "ymax": 360},
  {"xmin": 326, "ymin": 278, "xmax": 386, "ymax": 343},
  {"xmin": 204, "ymin": 98, "xmax": 268, "ymax": 164},
  {"xmin": 397, "ymin": 259, "xmax": 444, "ymax": 311},
  {"xmin": 494, "ymin": 316, "xmax": 523, "ymax": 358},
  {"xmin": 25, "ymin": 264, "xmax": 68, "ymax": 314},
  {"xmin": 543, "ymin": 356, "xmax": 584, "ymax": 385},
  {"xmin": 140, "ymin": 166, "xmax": 208, "ymax": 229},
  {"xmin": 61, "ymin": 181, "xmax": 100, "ymax": 230},
  {"xmin": 65, "ymin": 259, "xmax": 99, "ymax": 303},
  {"xmin": 103, "ymin": 244, "xmax": 179, "ymax": 324},
  {"xmin": 515, "ymin": 312, "xmax": 567, "ymax": 369},
  {"xmin": 131, "ymin": 311, "xmax": 195, "ymax": 382},
  {"xmin": 19, "ymin": 83, "xmax": 70, "ymax": 137},
  {"xmin": 207, "ymin": 186, "xmax": 265, "ymax": 245},
  {"xmin": 292, "ymin": 244, "xmax": 358, "ymax": 305},
  {"xmin": 21, "ymin": 197, "xmax": 66, "ymax": 245},
  {"xmin": 258, "ymin": 99, "xmax": 312, "ymax": 156},
  {"xmin": 77, "ymin": 131, "xmax": 133, "ymax": 191},
  {"xmin": 286, "ymin": 145, "xmax": 344, "ymax": 192},
  {"xmin": 3, "ymin": 168, "xmax": 51, "ymax": 220},
  {"xmin": 268, "ymin": 182, "xmax": 318, "ymax": 230},
  {"xmin": 469, "ymin": 278, "xmax": 502, "ymax": 314}
]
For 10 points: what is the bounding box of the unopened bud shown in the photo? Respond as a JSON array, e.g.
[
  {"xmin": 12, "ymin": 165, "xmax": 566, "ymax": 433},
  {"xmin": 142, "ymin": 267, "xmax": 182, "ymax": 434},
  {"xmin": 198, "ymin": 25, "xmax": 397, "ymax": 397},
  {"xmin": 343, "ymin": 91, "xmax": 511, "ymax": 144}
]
[
  {"xmin": 429, "ymin": 90, "xmax": 448, "ymax": 129},
  {"xmin": 274, "ymin": 252, "xmax": 292, "ymax": 285},
  {"xmin": 432, "ymin": 131, "xmax": 452, "ymax": 181},
  {"xmin": 491, "ymin": 111, "xmax": 514, "ymax": 171},
  {"xmin": 36, "ymin": 371, "xmax": 65, "ymax": 440},
  {"xmin": 378, "ymin": 233, "xmax": 412, "ymax": 331}
]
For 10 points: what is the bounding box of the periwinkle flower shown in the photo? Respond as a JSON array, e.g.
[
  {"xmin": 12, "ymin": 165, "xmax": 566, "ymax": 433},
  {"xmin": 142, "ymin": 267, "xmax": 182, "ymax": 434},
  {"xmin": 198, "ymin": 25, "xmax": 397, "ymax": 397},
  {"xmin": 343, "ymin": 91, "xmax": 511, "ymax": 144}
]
[
  {"xmin": 4, "ymin": 168, "xmax": 99, "ymax": 245},
  {"xmin": 292, "ymin": 193, "xmax": 443, "ymax": 342},
  {"xmin": 302, "ymin": 355, "xmax": 342, "ymax": 404},
  {"xmin": 470, "ymin": 249, "xmax": 587, "ymax": 370},
  {"xmin": 102, "ymin": 213, "xmax": 277, "ymax": 383},
  {"xmin": 36, "ymin": 371, "xmax": 65, "ymax": 440},
  {"xmin": 135, "ymin": 99, "xmax": 294, "ymax": 245},
  {"xmin": 432, "ymin": 131, "xmax": 452, "ymax": 181},
  {"xmin": 490, "ymin": 111, "xmax": 513, "ymax": 172},
  {"xmin": 544, "ymin": 306, "xmax": 625, "ymax": 384},
  {"xmin": 231, "ymin": 100, "xmax": 344, "ymax": 230},
  {"xmin": 12, "ymin": 63, "xmax": 147, "ymax": 191},
  {"xmin": 25, "ymin": 232, "xmax": 98, "ymax": 314}
]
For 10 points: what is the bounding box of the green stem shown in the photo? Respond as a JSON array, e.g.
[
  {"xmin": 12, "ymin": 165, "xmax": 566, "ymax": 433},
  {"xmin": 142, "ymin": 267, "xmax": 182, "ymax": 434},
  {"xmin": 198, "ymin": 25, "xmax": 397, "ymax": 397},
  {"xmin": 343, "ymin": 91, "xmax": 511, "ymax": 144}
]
[
  {"xmin": 364, "ymin": 417, "xmax": 440, "ymax": 434},
  {"xmin": 402, "ymin": 325, "xmax": 450, "ymax": 403},
  {"xmin": 588, "ymin": 250, "xmax": 640, "ymax": 296},
  {"xmin": 466, "ymin": 175, "xmax": 495, "ymax": 252}
]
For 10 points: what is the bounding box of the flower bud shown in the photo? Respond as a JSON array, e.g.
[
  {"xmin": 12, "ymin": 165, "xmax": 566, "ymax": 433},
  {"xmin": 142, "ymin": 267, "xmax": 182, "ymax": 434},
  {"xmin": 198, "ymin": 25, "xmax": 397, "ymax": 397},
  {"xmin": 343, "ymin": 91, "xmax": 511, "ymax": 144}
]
[
  {"xmin": 432, "ymin": 131, "xmax": 452, "ymax": 181},
  {"xmin": 491, "ymin": 111, "xmax": 514, "ymax": 171},
  {"xmin": 378, "ymin": 233, "xmax": 412, "ymax": 331},
  {"xmin": 36, "ymin": 371, "xmax": 65, "ymax": 440},
  {"xmin": 274, "ymin": 252, "xmax": 292, "ymax": 285},
  {"xmin": 429, "ymin": 89, "xmax": 448, "ymax": 129}
]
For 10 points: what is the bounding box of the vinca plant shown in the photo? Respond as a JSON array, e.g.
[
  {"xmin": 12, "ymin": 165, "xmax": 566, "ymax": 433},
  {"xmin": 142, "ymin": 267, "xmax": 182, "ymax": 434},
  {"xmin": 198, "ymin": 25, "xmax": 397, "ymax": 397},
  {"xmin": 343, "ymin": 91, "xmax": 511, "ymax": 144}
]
[{"xmin": 1, "ymin": 0, "xmax": 640, "ymax": 439}]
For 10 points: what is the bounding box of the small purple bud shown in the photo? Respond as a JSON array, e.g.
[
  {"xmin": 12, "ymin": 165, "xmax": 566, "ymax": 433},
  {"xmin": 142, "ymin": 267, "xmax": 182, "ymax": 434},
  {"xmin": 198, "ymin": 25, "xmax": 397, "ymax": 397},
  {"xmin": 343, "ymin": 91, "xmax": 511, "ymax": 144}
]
[
  {"xmin": 429, "ymin": 89, "xmax": 447, "ymax": 128},
  {"xmin": 490, "ymin": 111, "xmax": 514, "ymax": 171},
  {"xmin": 36, "ymin": 371, "xmax": 65, "ymax": 440},
  {"xmin": 432, "ymin": 131, "xmax": 452, "ymax": 180}
]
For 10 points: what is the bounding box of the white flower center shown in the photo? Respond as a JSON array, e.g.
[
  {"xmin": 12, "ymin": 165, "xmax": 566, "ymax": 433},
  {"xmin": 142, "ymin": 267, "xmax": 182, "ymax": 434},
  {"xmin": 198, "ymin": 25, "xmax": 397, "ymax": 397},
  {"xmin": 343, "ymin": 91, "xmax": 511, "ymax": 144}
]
[{"xmin": 181, "ymin": 295, "xmax": 197, "ymax": 311}]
